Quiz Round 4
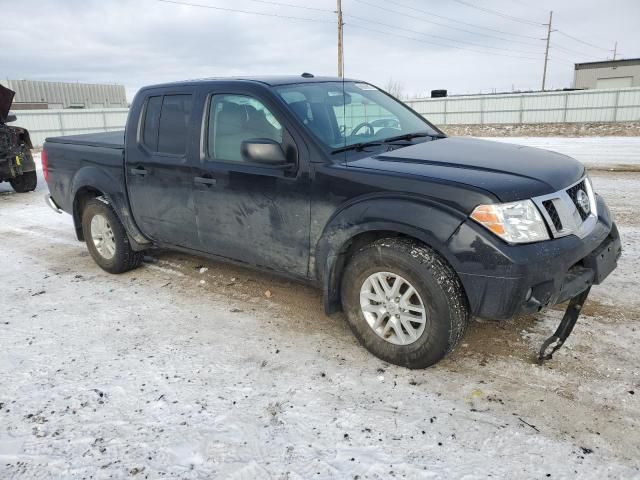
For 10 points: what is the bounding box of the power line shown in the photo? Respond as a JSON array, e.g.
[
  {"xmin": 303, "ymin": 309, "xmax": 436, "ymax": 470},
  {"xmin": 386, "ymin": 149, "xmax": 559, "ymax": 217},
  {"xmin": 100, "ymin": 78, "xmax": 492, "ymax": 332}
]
[
  {"xmin": 346, "ymin": 13, "xmax": 543, "ymax": 55},
  {"xmin": 347, "ymin": 21, "xmax": 542, "ymax": 60},
  {"xmin": 449, "ymin": 0, "xmax": 545, "ymax": 26},
  {"xmin": 507, "ymin": 0, "xmax": 548, "ymax": 12},
  {"xmin": 352, "ymin": 0, "xmax": 541, "ymax": 47},
  {"xmin": 381, "ymin": 0, "xmax": 543, "ymax": 40},
  {"xmin": 156, "ymin": 0, "xmax": 334, "ymax": 23},
  {"xmin": 552, "ymin": 43, "xmax": 603, "ymax": 61},
  {"xmin": 237, "ymin": 0, "xmax": 333, "ymax": 13},
  {"xmin": 555, "ymin": 30, "xmax": 613, "ymax": 53}
]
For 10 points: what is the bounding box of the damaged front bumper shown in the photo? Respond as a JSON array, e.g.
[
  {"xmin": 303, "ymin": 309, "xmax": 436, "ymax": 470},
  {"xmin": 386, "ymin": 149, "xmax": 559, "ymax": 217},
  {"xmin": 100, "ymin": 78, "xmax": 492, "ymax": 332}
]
[
  {"xmin": 537, "ymin": 225, "xmax": 621, "ymax": 363},
  {"xmin": 448, "ymin": 194, "xmax": 621, "ymax": 362}
]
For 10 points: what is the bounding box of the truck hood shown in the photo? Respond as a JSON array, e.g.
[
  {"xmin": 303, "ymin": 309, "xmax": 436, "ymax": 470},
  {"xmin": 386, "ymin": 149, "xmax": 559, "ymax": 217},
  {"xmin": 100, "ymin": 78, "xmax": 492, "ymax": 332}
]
[
  {"xmin": 0, "ymin": 84, "xmax": 15, "ymax": 124},
  {"xmin": 347, "ymin": 137, "xmax": 585, "ymax": 202}
]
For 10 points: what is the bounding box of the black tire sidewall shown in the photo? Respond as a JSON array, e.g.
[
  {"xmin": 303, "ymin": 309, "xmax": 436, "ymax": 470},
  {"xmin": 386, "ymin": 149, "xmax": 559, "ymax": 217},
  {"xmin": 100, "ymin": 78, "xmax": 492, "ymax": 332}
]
[
  {"xmin": 81, "ymin": 198, "xmax": 136, "ymax": 274},
  {"xmin": 9, "ymin": 170, "xmax": 37, "ymax": 193},
  {"xmin": 341, "ymin": 240, "xmax": 466, "ymax": 368}
]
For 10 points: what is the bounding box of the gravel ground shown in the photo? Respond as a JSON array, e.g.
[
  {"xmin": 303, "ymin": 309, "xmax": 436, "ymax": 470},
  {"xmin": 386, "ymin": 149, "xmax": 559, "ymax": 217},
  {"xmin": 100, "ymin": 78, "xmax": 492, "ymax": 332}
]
[{"xmin": 1, "ymin": 145, "xmax": 639, "ymax": 479}]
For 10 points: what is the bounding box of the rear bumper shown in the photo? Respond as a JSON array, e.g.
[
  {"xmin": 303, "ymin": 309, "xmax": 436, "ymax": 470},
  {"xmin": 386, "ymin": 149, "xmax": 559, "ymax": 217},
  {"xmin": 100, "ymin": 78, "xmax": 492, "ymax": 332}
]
[
  {"xmin": 449, "ymin": 194, "xmax": 621, "ymax": 320},
  {"xmin": 0, "ymin": 150, "xmax": 35, "ymax": 180},
  {"xmin": 45, "ymin": 194, "xmax": 63, "ymax": 214}
]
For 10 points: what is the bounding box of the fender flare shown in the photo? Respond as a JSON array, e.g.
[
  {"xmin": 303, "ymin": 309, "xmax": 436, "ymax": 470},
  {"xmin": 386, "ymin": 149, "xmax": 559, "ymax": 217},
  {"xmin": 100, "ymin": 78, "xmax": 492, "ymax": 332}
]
[
  {"xmin": 17, "ymin": 127, "xmax": 34, "ymax": 150},
  {"xmin": 314, "ymin": 195, "xmax": 467, "ymax": 314},
  {"xmin": 70, "ymin": 166, "xmax": 150, "ymax": 248}
]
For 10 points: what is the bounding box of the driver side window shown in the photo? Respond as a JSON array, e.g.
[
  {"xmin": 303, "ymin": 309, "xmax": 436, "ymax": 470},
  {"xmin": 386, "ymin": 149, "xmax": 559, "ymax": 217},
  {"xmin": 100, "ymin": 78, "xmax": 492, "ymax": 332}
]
[{"xmin": 207, "ymin": 94, "xmax": 283, "ymax": 162}]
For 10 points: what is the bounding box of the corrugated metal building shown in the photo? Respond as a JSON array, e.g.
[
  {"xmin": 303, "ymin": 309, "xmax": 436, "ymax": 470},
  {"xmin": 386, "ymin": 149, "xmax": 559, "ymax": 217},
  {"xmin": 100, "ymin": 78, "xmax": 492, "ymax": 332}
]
[
  {"xmin": 4, "ymin": 79, "xmax": 127, "ymax": 110},
  {"xmin": 573, "ymin": 58, "xmax": 640, "ymax": 89}
]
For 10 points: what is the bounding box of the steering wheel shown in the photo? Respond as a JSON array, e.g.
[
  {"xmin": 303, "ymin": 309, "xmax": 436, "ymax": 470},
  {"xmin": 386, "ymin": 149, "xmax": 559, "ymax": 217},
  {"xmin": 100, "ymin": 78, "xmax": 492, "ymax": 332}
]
[{"xmin": 350, "ymin": 122, "xmax": 375, "ymax": 137}]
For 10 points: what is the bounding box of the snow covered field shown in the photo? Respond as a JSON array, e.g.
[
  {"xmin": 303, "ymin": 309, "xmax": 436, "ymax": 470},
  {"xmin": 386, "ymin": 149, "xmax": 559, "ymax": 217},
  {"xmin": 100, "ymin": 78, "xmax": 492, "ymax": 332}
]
[
  {"xmin": 1, "ymin": 145, "xmax": 639, "ymax": 478},
  {"xmin": 481, "ymin": 136, "xmax": 640, "ymax": 170}
]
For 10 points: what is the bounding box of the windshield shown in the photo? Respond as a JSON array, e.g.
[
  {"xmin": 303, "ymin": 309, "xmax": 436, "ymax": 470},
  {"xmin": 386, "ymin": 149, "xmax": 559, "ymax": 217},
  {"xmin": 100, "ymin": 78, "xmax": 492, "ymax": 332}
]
[{"xmin": 275, "ymin": 81, "xmax": 439, "ymax": 150}]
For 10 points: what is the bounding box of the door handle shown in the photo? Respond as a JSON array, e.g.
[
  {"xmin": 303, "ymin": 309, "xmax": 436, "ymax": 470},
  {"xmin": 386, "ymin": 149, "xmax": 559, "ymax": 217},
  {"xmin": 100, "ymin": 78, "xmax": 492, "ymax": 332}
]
[
  {"xmin": 130, "ymin": 166, "xmax": 148, "ymax": 176},
  {"xmin": 194, "ymin": 176, "xmax": 217, "ymax": 186}
]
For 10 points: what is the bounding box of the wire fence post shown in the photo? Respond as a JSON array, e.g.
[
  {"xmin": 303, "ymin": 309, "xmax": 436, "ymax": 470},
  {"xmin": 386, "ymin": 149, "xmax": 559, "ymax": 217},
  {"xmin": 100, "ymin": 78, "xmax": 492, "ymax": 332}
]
[
  {"xmin": 613, "ymin": 89, "xmax": 621, "ymax": 122},
  {"xmin": 443, "ymin": 99, "xmax": 448, "ymax": 126},
  {"xmin": 58, "ymin": 111, "xmax": 65, "ymax": 136},
  {"xmin": 562, "ymin": 93, "xmax": 568, "ymax": 123},
  {"xmin": 519, "ymin": 95, "xmax": 524, "ymax": 124}
]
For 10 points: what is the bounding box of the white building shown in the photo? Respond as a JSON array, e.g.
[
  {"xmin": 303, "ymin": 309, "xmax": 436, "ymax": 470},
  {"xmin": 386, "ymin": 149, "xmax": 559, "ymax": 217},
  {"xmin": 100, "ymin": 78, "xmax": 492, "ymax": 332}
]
[{"xmin": 573, "ymin": 58, "xmax": 640, "ymax": 89}]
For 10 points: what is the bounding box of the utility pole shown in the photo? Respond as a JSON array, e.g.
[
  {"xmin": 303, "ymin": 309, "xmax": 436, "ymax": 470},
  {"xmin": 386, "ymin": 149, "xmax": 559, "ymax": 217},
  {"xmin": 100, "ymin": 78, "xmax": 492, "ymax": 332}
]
[
  {"xmin": 612, "ymin": 41, "xmax": 618, "ymax": 60},
  {"xmin": 541, "ymin": 10, "xmax": 553, "ymax": 91},
  {"xmin": 337, "ymin": 0, "xmax": 344, "ymax": 78}
]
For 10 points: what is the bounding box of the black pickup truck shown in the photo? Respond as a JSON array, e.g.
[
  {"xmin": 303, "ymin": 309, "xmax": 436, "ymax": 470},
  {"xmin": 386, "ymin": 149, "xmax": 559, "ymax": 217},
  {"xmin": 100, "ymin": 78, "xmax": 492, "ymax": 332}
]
[{"xmin": 43, "ymin": 75, "xmax": 621, "ymax": 368}]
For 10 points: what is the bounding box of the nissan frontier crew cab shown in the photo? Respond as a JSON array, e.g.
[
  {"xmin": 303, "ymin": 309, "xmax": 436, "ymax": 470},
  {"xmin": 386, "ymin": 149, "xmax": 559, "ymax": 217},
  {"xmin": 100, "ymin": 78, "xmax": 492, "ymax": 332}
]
[{"xmin": 43, "ymin": 75, "xmax": 621, "ymax": 368}]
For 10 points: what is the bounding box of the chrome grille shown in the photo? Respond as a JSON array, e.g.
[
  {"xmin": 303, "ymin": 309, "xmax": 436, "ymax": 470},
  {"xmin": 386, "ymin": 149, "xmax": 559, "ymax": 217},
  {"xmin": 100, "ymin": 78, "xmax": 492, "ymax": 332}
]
[
  {"xmin": 532, "ymin": 176, "xmax": 597, "ymax": 239},
  {"xmin": 542, "ymin": 200, "xmax": 562, "ymax": 230},
  {"xmin": 565, "ymin": 180, "xmax": 589, "ymax": 221}
]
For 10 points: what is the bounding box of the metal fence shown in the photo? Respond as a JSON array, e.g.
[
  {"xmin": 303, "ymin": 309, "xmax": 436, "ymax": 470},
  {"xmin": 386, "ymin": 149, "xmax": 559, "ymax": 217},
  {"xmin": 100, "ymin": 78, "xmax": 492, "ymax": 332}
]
[
  {"xmin": 405, "ymin": 87, "xmax": 640, "ymax": 125},
  {"xmin": 14, "ymin": 87, "xmax": 640, "ymax": 147},
  {"xmin": 12, "ymin": 108, "xmax": 129, "ymax": 147}
]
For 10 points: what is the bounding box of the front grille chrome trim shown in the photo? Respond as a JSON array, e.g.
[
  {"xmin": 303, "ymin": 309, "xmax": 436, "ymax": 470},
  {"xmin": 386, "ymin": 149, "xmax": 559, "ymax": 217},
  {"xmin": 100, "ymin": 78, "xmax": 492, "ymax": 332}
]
[{"xmin": 532, "ymin": 176, "xmax": 597, "ymax": 239}]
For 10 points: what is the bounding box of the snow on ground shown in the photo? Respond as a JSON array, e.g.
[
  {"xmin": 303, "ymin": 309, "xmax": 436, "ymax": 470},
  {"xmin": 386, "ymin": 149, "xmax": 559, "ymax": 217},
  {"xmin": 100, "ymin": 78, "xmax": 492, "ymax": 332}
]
[
  {"xmin": 1, "ymin": 147, "xmax": 639, "ymax": 478},
  {"xmin": 480, "ymin": 136, "xmax": 640, "ymax": 170}
]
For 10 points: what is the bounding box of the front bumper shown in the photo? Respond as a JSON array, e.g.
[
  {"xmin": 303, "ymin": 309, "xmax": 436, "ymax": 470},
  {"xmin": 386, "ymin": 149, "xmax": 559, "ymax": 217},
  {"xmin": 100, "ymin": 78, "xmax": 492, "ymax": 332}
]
[{"xmin": 448, "ymin": 194, "xmax": 621, "ymax": 320}]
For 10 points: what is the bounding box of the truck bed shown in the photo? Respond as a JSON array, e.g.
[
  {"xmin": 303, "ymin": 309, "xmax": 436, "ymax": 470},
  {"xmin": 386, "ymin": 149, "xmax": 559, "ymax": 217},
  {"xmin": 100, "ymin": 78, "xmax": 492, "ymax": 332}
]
[
  {"xmin": 44, "ymin": 130, "xmax": 126, "ymax": 218},
  {"xmin": 45, "ymin": 130, "xmax": 124, "ymax": 149}
]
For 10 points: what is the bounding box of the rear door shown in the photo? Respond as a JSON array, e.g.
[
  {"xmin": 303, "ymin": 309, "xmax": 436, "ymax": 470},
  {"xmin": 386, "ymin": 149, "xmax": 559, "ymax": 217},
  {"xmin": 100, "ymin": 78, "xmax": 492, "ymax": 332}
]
[
  {"xmin": 126, "ymin": 91, "xmax": 199, "ymax": 249},
  {"xmin": 192, "ymin": 87, "xmax": 311, "ymax": 277}
]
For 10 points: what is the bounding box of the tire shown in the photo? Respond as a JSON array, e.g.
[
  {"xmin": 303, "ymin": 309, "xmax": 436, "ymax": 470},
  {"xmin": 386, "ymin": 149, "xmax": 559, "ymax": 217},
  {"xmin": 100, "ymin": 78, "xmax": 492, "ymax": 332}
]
[
  {"xmin": 81, "ymin": 197, "xmax": 144, "ymax": 274},
  {"xmin": 341, "ymin": 238, "xmax": 468, "ymax": 369},
  {"xmin": 9, "ymin": 171, "xmax": 37, "ymax": 193}
]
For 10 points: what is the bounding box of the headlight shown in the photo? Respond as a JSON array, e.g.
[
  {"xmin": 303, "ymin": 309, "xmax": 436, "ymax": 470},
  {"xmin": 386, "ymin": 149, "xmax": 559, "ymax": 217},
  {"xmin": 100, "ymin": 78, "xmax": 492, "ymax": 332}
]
[{"xmin": 470, "ymin": 200, "xmax": 550, "ymax": 244}]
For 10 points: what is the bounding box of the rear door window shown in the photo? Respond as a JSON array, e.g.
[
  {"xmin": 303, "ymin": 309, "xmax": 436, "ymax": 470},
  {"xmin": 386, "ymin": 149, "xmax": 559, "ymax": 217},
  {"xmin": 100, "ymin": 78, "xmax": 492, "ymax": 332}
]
[
  {"xmin": 142, "ymin": 96, "xmax": 162, "ymax": 151},
  {"xmin": 157, "ymin": 94, "xmax": 193, "ymax": 155},
  {"xmin": 141, "ymin": 94, "xmax": 193, "ymax": 155}
]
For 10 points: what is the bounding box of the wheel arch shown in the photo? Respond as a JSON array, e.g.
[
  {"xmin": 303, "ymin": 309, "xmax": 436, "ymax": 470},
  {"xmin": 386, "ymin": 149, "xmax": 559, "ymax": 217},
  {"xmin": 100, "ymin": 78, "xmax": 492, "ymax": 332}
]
[
  {"xmin": 314, "ymin": 196, "xmax": 468, "ymax": 315},
  {"xmin": 70, "ymin": 166, "xmax": 150, "ymax": 249}
]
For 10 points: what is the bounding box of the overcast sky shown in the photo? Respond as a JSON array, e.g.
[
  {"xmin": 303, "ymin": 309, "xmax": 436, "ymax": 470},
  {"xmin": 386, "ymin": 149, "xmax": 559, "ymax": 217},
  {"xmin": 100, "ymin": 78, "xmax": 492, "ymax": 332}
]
[{"xmin": 3, "ymin": 0, "xmax": 639, "ymax": 101}]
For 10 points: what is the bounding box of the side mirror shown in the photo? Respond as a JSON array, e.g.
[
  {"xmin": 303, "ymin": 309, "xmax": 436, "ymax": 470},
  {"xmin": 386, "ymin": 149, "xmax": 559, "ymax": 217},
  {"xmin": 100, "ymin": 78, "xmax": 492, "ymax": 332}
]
[
  {"xmin": 5, "ymin": 113, "xmax": 17, "ymax": 123},
  {"xmin": 241, "ymin": 138, "xmax": 289, "ymax": 167}
]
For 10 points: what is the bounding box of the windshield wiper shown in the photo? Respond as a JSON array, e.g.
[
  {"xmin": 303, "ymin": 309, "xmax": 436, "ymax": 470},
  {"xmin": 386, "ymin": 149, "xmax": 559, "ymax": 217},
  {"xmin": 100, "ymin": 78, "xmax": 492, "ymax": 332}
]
[
  {"xmin": 331, "ymin": 140, "xmax": 385, "ymax": 154},
  {"xmin": 331, "ymin": 132, "xmax": 445, "ymax": 155},
  {"xmin": 382, "ymin": 132, "xmax": 445, "ymax": 143}
]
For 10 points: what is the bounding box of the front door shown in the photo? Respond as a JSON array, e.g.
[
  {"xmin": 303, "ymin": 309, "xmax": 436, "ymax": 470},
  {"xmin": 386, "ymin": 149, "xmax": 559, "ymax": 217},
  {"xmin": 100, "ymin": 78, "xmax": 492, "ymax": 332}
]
[
  {"xmin": 192, "ymin": 92, "xmax": 311, "ymax": 277},
  {"xmin": 126, "ymin": 92, "xmax": 199, "ymax": 249}
]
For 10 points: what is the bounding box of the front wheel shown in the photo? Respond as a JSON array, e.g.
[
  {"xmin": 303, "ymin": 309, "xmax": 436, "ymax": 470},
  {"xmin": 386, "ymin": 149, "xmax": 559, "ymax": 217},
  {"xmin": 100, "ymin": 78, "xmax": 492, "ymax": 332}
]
[
  {"xmin": 341, "ymin": 238, "xmax": 468, "ymax": 369},
  {"xmin": 9, "ymin": 171, "xmax": 37, "ymax": 193},
  {"xmin": 81, "ymin": 198, "xmax": 144, "ymax": 274}
]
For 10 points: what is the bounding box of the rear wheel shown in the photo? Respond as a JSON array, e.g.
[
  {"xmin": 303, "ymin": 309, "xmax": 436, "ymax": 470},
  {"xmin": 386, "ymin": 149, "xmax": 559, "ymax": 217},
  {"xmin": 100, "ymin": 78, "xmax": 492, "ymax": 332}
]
[
  {"xmin": 9, "ymin": 170, "xmax": 37, "ymax": 193},
  {"xmin": 341, "ymin": 238, "xmax": 468, "ymax": 369},
  {"xmin": 81, "ymin": 198, "xmax": 143, "ymax": 274}
]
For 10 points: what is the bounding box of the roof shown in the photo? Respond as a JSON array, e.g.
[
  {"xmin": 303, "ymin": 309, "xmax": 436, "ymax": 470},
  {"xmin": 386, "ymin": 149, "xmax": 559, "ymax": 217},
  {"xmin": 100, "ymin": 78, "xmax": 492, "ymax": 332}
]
[
  {"xmin": 141, "ymin": 74, "xmax": 361, "ymax": 90},
  {"xmin": 575, "ymin": 58, "xmax": 640, "ymax": 70}
]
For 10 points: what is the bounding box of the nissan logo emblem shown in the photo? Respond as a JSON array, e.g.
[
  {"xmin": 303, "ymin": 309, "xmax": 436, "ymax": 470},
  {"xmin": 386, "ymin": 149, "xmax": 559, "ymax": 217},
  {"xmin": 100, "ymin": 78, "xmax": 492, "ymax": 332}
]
[{"xmin": 576, "ymin": 189, "xmax": 590, "ymax": 214}]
